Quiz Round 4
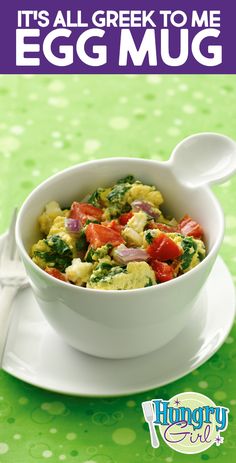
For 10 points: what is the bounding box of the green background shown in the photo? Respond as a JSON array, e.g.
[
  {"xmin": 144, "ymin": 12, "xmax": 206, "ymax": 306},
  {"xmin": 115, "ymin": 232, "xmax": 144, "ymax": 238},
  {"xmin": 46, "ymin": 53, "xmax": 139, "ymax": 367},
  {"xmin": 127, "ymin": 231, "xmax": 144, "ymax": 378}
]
[{"xmin": 0, "ymin": 74, "xmax": 235, "ymax": 462}]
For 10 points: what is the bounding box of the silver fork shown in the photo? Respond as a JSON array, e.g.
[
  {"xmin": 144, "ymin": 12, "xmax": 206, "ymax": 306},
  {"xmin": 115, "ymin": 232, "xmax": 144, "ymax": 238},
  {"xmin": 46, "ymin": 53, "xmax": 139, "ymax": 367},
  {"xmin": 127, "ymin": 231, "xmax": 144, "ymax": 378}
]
[
  {"xmin": 0, "ymin": 209, "xmax": 29, "ymax": 364},
  {"xmin": 142, "ymin": 401, "xmax": 160, "ymax": 448}
]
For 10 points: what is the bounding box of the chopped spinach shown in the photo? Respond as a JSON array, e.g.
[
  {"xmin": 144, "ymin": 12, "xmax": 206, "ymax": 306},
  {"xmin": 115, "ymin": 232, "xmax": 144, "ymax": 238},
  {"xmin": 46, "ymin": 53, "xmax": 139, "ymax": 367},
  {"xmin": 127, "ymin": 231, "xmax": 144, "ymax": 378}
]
[
  {"xmin": 180, "ymin": 237, "xmax": 197, "ymax": 271},
  {"xmin": 145, "ymin": 277, "xmax": 153, "ymax": 287},
  {"xmin": 104, "ymin": 205, "xmax": 121, "ymax": 219},
  {"xmin": 117, "ymin": 175, "xmax": 136, "ymax": 185},
  {"xmin": 120, "ymin": 203, "xmax": 132, "ymax": 213},
  {"xmin": 76, "ymin": 231, "xmax": 88, "ymax": 252},
  {"xmin": 85, "ymin": 219, "xmax": 100, "ymax": 225},
  {"xmin": 198, "ymin": 251, "xmax": 205, "ymax": 261},
  {"xmin": 107, "ymin": 183, "xmax": 131, "ymax": 204},
  {"xmin": 88, "ymin": 180, "xmax": 134, "ymax": 209},
  {"xmin": 99, "ymin": 262, "xmax": 113, "ymax": 271},
  {"xmin": 145, "ymin": 231, "xmax": 154, "ymax": 244},
  {"xmin": 34, "ymin": 235, "xmax": 73, "ymax": 272},
  {"xmin": 87, "ymin": 188, "xmax": 103, "ymax": 207},
  {"xmin": 85, "ymin": 247, "xmax": 94, "ymax": 263},
  {"xmin": 90, "ymin": 262, "xmax": 127, "ymax": 283},
  {"xmin": 47, "ymin": 235, "xmax": 70, "ymax": 254},
  {"xmin": 85, "ymin": 244, "xmax": 112, "ymax": 263}
]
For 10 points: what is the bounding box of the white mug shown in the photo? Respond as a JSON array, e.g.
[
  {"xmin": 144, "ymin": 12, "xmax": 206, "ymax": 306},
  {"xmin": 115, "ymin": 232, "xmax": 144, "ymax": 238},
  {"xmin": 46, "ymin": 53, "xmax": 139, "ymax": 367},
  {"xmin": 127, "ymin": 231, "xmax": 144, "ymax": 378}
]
[{"xmin": 16, "ymin": 133, "xmax": 236, "ymax": 359}]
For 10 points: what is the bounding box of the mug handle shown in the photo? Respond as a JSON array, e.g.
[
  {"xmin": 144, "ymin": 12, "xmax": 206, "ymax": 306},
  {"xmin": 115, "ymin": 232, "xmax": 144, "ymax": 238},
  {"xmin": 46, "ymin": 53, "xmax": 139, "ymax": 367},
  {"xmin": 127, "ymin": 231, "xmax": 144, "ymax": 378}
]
[{"xmin": 167, "ymin": 132, "xmax": 236, "ymax": 188}]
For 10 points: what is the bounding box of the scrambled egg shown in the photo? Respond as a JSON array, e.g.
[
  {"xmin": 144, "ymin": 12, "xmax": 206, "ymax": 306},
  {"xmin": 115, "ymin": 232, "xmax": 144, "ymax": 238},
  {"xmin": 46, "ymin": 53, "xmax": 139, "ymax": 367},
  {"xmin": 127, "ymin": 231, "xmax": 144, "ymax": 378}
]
[
  {"xmin": 167, "ymin": 232, "xmax": 183, "ymax": 247},
  {"xmin": 38, "ymin": 201, "xmax": 68, "ymax": 235},
  {"xmin": 169, "ymin": 235, "xmax": 206, "ymax": 273},
  {"xmin": 195, "ymin": 239, "xmax": 206, "ymax": 259},
  {"xmin": 122, "ymin": 211, "xmax": 148, "ymax": 247},
  {"xmin": 143, "ymin": 228, "xmax": 161, "ymax": 247},
  {"xmin": 66, "ymin": 258, "xmax": 93, "ymax": 285},
  {"xmin": 85, "ymin": 244, "xmax": 112, "ymax": 262},
  {"xmin": 127, "ymin": 211, "xmax": 148, "ymax": 233},
  {"xmin": 32, "ymin": 215, "xmax": 77, "ymax": 270},
  {"xmin": 99, "ymin": 188, "xmax": 112, "ymax": 206},
  {"xmin": 158, "ymin": 215, "xmax": 178, "ymax": 227},
  {"xmin": 31, "ymin": 239, "xmax": 51, "ymax": 269},
  {"xmin": 124, "ymin": 184, "xmax": 163, "ymax": 207},
  {"xmin": 31, "ymin": 174, "xmax": 206, "ymax": 289},
  {"xmin": 102, "ymin": 205, "xmax": 122, "ymax": 221},
  {"xmin": 87, "ymin": 261, "xmax": 156, "ymax": 290},
  {"xmin": 180, "ymin": 238, "xmax": 206, "ymax": 273},
  {"xmin": 48, "ymin": 216, "xmax": 77, "ymax": 257},
  {"xmin": 122, "ymin": 227, "xmax": 143, "ymax": 247}
]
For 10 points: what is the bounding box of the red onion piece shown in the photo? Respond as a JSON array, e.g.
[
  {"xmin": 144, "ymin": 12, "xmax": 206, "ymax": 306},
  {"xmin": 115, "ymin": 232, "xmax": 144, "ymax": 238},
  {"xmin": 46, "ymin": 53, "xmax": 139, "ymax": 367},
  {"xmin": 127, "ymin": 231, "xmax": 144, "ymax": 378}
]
[
  {"xmin": 65, "ymin": 218, "xmax": 82, "ymax": 233},
  {"xmin": 113, "ymin": 245, "xmax": 149, "ymax": 264},
  {"xmin": 131, "ymin": 200, "xmax": 160, "ymax": 218}
]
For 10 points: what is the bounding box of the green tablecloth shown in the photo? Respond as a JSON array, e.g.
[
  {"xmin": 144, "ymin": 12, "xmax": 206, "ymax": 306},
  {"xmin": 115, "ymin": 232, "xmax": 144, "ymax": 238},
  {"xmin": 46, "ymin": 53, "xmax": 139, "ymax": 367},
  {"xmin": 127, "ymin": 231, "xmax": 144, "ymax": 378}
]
[{"xmin": 0, "ymin": 75, "xmax": 235, "ymax": 462}]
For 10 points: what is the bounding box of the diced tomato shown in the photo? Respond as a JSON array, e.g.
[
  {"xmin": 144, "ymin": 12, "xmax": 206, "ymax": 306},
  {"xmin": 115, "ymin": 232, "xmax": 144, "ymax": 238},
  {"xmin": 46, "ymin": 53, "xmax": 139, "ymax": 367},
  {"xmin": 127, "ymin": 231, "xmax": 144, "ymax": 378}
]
[
  {"xmin": 70, "ymin": 202, "xmax": 103, "ymax": 225},
  {"xmin": 85, "ymin": 223, "xmax": 124, "ymax": 249},
  {"xmin": 179, "ymin": 215, "xmax": 203, "ymax": 239},
  {"xmin": 45, "ymin": 267, "xmax": 66, "ymax": 281},
  {"xmin": 151, "ymin": 260, "xmax": 174, "ymax": 283},
  {"xmin": 147, "ymin": 221, "xmax": 179, "ymax": 233},
  {"xmin": 147, "ymin": 233, "xmax": 182, "ymax": 261},
  {"xmin": 103, "ymin": 220, "xmax": 123, "ymax": 233},
  {"xmin": 119, "ymin": 212, "xmax": 133, "ymax": 225},
  {"xmin": 74, "ymin": 203, "xmax": 103, "ymax": 220}
]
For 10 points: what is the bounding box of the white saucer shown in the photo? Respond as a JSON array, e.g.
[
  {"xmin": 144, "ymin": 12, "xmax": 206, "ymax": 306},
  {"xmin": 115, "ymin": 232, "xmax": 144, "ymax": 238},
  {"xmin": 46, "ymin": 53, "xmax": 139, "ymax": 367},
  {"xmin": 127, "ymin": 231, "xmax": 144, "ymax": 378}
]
[{"xmin": 1, "ymin": 234, "xmax": 235, "ymax": 396}]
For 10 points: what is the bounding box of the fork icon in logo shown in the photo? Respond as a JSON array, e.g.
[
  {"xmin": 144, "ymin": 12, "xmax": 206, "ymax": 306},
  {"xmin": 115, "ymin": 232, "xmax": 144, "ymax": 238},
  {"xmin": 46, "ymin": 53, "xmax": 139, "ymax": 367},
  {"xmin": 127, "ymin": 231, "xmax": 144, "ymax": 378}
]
[{"xmin": 142, "ymin": 401, "xmax": 159, "ymax": 448}]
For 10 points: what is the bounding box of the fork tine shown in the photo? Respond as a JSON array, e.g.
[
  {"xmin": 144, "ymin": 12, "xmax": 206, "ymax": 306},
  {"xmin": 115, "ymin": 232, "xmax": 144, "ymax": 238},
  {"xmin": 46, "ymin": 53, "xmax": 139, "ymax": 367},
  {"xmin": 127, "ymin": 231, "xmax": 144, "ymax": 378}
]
[{"xmin": 0, "ymin": 208, "xmax": 18, "ymax": 264}]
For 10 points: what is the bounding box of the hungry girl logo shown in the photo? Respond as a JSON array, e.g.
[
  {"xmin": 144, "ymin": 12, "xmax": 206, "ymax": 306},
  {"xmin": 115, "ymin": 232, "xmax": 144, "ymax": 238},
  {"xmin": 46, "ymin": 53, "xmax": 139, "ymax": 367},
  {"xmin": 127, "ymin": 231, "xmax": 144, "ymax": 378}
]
[{"xmin": 142, "ymin": 392, "xmax": 229, "ymax": 454}]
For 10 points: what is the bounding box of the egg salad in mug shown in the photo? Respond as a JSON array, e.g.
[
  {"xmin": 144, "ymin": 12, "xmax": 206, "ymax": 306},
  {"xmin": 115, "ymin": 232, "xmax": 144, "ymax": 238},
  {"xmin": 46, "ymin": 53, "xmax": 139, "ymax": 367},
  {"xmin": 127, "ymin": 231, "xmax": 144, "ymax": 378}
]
[{"xmin": 31, "ymin": 175, "xmax": 206, "ymax": 290}]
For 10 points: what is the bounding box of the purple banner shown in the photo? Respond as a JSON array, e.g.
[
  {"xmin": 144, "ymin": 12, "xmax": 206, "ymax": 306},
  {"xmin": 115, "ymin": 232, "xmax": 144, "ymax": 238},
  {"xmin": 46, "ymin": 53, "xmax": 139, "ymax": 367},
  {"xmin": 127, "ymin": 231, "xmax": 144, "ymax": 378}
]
[{"xmin": 0, "ymin": 0, "xmax": 235, "ymax": 73}]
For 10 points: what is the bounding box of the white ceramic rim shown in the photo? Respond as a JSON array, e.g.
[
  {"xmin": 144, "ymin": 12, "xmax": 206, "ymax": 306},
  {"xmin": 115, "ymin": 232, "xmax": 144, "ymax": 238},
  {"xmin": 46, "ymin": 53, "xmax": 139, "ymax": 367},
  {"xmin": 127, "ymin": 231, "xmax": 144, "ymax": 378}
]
[
  {"xmin": 2, "ymin": 256, "xmax": 235, "ymax": 397},
  {"xmin": 15, "ymin": 157, "xmax": 225, "ymax": 295}
]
